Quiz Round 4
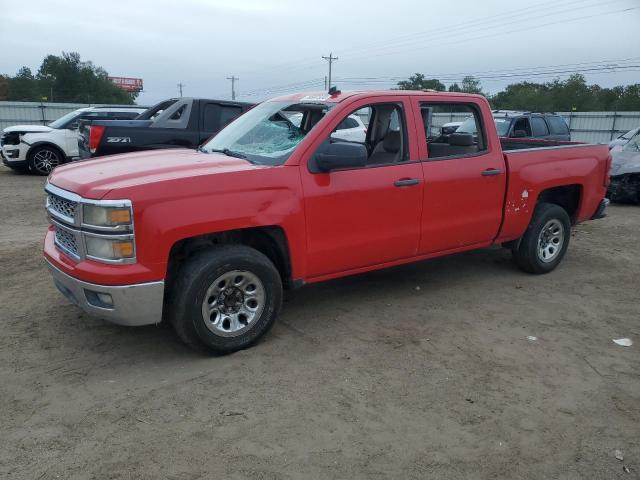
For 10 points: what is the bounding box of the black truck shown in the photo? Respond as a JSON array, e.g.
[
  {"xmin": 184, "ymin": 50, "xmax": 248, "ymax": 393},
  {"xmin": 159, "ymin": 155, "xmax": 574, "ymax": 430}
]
[{"xmin": 78, "ymin": 97, "xmax": 254, "ymax": 158}]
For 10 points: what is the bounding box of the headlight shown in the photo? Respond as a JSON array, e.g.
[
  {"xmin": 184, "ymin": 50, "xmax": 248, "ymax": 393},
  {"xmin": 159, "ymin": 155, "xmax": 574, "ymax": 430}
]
[
  {"xmin": 83, "ymin": 204, "xmax": 133, "ymax": 229},
  {"xmin": 85, "ymin": 235, "xmax": 135, "ymax": 262}
]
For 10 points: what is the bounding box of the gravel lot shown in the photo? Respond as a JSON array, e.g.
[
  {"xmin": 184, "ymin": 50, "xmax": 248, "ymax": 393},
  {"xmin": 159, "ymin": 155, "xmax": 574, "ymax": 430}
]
[{"xmin": 1, "ymin": 167, "xmax": 638, "ymax": 479}]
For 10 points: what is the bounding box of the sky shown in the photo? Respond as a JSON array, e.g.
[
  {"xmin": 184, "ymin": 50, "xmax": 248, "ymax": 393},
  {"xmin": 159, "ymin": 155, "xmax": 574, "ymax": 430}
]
[{"xmin": 0, "ymin": 0, "xmax": 639, "ymax": 105}]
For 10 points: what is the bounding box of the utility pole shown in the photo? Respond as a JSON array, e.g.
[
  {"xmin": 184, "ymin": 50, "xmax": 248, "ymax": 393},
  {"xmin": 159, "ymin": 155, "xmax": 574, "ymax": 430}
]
[
  {"xmin": 177, "ymin": 82, "xmax": 185, "ymax": 97},
  {"xmin": 322, "ymin": 53, "xmax": 338, "ymax": 90},
  {"xmin": 227, "ymin": 76, "xmax": 238, "ymax": 100}
]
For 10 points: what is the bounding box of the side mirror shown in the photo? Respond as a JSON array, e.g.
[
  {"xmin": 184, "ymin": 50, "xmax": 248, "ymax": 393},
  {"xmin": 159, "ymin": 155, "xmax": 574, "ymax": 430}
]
[
  {"xmin": 67, "ymin": 123, "xmax": 79, "ymax": 130},
  {"xmin": 512, "ymin": 130, "xmax": 527, "ymax": 138},
  {"xmin": 313, "ymin": 140, "xmax": 368, "ymax": 172}
]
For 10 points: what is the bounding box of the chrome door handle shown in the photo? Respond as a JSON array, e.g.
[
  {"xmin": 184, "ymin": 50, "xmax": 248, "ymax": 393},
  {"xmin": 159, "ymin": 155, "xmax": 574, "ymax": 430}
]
[
  {"xmin": 481, "ymin": 168, "xmax": 503, "ymax": 176},
  {"xmin": 394, "ymin": 178, "xmax": 420, "ymax": 187}
]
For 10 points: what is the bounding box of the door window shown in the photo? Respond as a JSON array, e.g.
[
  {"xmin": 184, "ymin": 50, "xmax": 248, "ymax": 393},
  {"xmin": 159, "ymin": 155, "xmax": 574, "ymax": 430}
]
[
  {"xmin": 546, "ymin": 116, "xmax": 569, "ymax": 135},
  {"xmin": 531, "ymin": 117, "xmax": 550, "ymax": 136},
  {"xmin": 323, "ymin": 103, "xmax": 408, "ymax": 168},
  {"xmin": 419, "ymin": 103, "xmax": 487, "ymax": 159},
  {"xmin": 203, "ymin": 104, "xmax": 243, "ymax": 131},
  {"xmin": 512, "ymin": 118, "xmax": 532, "ymax": 137}
]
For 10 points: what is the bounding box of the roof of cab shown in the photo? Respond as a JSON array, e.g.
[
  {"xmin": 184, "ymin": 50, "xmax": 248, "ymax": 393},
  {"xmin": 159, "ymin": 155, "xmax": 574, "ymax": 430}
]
[{"xmin": 269, "ymin": 90, "xmax": 485, "ymax": 103}]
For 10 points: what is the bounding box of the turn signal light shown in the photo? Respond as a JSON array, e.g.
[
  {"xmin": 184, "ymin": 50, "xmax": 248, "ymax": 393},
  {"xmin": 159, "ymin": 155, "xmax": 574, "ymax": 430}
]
[{"xmin": 107, "ymin": 208, "xmax": 131, "ymax": 224}]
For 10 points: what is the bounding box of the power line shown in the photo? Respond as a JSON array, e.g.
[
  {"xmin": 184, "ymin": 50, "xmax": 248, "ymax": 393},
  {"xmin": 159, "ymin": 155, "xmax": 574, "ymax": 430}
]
[
  {"xmin": 233, "ymin": 0, "xmax": 631, "ymax": 80},
  {"xmin": 338, "ymin": 0, "xmax": 626, "ymax": 60},
  {"xmin": 341, "ymin": 4, "xmax": 639, "ymax": 63},
  {"xmin": 335, "ymin": 57, "xmax": 640, "ymax": 82}
]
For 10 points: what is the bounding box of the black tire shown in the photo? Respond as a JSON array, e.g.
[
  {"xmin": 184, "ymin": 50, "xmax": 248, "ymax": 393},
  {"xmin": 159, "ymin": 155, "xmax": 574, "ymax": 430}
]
[
  {"xmin": 28, "ymin": 145, "xmax": 64, "ymax": 176},
  {"xmin": 512, "ymin": 202, "xmax": 571, "ymax": 274},
  {"xmin": 169, "ymin": 245, "xmax": 283, "ymax": 354}
]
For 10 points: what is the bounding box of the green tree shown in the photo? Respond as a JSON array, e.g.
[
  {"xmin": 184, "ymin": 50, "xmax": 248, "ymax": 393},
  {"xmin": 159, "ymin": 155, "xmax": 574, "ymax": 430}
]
[
  {"xmin": 7, "ymin": 67, "xmax": 39, "ymax": 101},
  {"xmin": 0, "ymin": 75, "xmax": 8, "ymax": 100},
  {"xmin": 37, "ymin": 52, "xmax": 137, "ymax": 104},
  {"xmin": 460, "ymin": 76, "xmax": 483, "ymax": 95},
  {"xmin": 448, "ymin": 83, "xmax": 461, "ymax": 92},
  {"xmin": 397, "ymin": 73, "xmax": 445, "ymax": 91},
  {"xmin": 2, "ymin": 52, "xmax": 138, "ymax": 104}
]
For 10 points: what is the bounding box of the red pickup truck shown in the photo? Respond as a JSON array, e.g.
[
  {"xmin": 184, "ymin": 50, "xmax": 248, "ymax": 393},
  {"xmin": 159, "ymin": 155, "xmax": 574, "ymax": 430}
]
[{"xmin": 44, "ymin": 90, "xmax": 610, "ymax": 353}]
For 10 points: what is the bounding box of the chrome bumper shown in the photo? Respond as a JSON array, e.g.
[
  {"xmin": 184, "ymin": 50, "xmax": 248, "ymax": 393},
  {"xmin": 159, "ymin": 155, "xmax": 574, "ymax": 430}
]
[{"xmin": 46, "ymin": 260, "xmax": 164, "ymax": 326}]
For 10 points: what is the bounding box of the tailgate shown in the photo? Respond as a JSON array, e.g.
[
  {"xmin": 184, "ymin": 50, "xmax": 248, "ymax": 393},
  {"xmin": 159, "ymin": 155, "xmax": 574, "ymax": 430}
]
[{"xmin": 77, "ymin": 119, "xmax": 153, "ymax": 158}]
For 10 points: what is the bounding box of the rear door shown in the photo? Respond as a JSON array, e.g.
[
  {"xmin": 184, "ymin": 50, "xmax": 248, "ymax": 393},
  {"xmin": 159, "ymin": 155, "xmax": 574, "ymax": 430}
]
[
  {"xmin": 546, "ymin": 116, "xmax": 571, "ymax": 141},
  {"xmin": 530, "ymin": 116, "xmax": 551, "ymax": 140},
  {"xmin": 411, "ymin": 98, "xmax": 507, "ymax": 254}
]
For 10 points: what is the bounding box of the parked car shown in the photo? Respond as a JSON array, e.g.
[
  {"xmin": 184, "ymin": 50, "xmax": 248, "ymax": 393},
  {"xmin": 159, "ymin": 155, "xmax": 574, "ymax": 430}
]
[
  {"xmin": 44, "ymin": 90, "xmax": 610, "ymax": 354},
  {"xmin": 78, "ymin": 97, "xmax": 254, "ymax": 158},
  {"xmin": 609, "ymin": 127, "xmax": 640, "ymax": 152},
  {"xmin": 288, "ymin": 112, "xmax": 367, "ymax": 142},
  {"xmin": 608, "ymin": 133, "xmax": 640, "ymax": 203},
  {"xmin": 0, "ymin": 106, "xmax": 145, "ymax": 175},
  {"xmin": 441, "ymin": 121, "xmax": 462, "ymax": 136},
  {"xmin": 457, "ymin": 111, "xmax": 571, "ymax": 141}
]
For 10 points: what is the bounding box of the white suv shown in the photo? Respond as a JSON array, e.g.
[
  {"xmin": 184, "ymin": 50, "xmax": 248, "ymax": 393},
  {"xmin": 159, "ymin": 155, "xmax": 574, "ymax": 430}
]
[{"xmin": 1, "ymin": 106, "xmax": 145, "ymax": 175}]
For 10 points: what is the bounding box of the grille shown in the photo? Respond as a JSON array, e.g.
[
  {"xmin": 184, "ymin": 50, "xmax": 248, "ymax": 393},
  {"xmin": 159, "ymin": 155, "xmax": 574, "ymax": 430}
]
[
  {"xmin": 48, "ymin": 194, "xmax": 78, "ymax": 221},
  {"xmin": 54, "ymin": 226, "xmax": 79, "ymax": 258}
]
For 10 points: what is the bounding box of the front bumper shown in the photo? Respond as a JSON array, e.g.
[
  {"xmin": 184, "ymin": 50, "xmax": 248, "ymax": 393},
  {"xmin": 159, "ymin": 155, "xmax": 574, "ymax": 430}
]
[
  {"xmin": 590, "ymin": 198, "xmax": 609, "ymax": 220},
  {"xmin": 46, "ymin": 259, "xmax": 164, "ymax": 326},
  {"xmin": 607, "ymin": 174, "xmax": 639, "ymax": 203},
  {"xmin": 1, "ymin": 143, "xmax": 28, "ymax": 164}
]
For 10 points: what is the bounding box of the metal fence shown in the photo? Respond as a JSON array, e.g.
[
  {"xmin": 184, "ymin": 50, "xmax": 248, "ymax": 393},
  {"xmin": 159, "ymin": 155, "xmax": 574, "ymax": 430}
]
[
  {"xmin": 0, "ymin": 101, "xmax": 146, "ymax": 130},
  {"xmin": 1, "ymin": 101, "xmax": 639, "ymax": 144},
  {"xmin": 557, "ymin": 112, "xmax": 640, "ymax": 144}
]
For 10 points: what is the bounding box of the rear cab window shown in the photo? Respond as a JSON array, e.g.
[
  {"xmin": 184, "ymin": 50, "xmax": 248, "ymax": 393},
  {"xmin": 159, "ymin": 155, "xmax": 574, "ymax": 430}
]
[{"xmin": 419, "ymin": 103, "xmax": 487, "ymax": 159}]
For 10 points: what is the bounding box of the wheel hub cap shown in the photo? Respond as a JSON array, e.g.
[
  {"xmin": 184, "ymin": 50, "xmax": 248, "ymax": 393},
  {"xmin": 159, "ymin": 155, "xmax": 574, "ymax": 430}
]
[
  {"xmin": 33, "ymin": 149, "xmax": 60, "ymax": 173},
  {"xmin": 201, "ymin": 270, "xmax": 265, "ymax": 337},
  {"xmin": 537, "ymin": 219, "xmax": 564, "ymax": 263}
]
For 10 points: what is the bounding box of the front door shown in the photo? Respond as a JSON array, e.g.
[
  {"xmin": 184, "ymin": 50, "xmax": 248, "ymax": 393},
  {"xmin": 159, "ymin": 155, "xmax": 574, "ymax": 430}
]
[{"xmin": 300, "ymin": 98, "xmax": 424, "ymax": 278}]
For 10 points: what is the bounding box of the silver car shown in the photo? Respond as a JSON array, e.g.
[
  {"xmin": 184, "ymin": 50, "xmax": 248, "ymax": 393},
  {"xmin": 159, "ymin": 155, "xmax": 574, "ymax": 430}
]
[
  {"xmin": 608, "ymin": 133, "xmax": 640, "ymax": 203},
  {"xmin": 609, "ymin": 127, "xmax": 640, "ymax": 152}
]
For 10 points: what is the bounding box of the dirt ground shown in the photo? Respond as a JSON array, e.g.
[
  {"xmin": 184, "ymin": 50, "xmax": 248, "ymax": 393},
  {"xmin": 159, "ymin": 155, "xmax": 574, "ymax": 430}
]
[{"xmin": 0, "ymin": 167, "xmax": 638, "ymax": 480}]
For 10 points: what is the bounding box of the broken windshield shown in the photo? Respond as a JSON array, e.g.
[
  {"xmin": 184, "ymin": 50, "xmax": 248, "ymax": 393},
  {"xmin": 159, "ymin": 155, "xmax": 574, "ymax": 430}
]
[{"xmin": 200, "ymin": 101, "xmax": 331, "ymax": 165}]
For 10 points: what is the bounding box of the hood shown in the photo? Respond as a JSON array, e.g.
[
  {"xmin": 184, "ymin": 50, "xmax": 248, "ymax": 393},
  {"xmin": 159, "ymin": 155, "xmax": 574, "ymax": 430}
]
[
  {"xmin": 48, "ymin": 149, "xmax": 264, "ymax": 199},
  {"xmin": 608, "ymin": 138, "xmax": 625, "ymax": 149},
  {"xmin": 3, "ymin": 124, "xmax": 53, "ymax": 134},
  {"xmin": 610, "ymin": 150, "xmax": 640, "ymax": 176}
]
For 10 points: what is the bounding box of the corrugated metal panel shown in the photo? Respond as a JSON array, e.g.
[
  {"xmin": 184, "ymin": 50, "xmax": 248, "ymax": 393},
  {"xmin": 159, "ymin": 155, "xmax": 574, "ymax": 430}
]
[
  {"xmin": 558, "ymin": 112, "xmax": 640, "ymax": 143},
  {"xmin": 0, "ymin": 101, "xmax": 147, "ymax": 130}
]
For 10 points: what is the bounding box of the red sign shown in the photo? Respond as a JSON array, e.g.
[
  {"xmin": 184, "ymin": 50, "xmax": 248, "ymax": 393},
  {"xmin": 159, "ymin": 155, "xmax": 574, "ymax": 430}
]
[{"xmin": 108, "ymin": 77, "xmax": 143, "ymax": 92}]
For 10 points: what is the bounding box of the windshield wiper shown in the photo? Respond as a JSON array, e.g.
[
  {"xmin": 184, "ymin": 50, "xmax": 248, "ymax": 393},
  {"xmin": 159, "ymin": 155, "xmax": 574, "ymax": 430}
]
[{"xmin": 207, "ymin": 148, "xmax": 247, "ymax": 159}]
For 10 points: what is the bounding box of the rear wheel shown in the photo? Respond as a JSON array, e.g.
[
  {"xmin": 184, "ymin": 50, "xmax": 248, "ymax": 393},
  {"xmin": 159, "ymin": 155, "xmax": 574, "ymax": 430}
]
[
  {"xmin": 169, "ymin": 245, "xmax": 283, "ymax": 354},
  {"xmin": 28, "ymin": 146, "xmax": 63, "ymax": 175},
  {"xmin": 512, "ymin": 202, "xmax": 571, "ymax": 274}
]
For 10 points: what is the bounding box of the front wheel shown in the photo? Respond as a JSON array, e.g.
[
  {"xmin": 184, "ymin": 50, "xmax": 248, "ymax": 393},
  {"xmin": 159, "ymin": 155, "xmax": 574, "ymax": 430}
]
[
  {"xmin": 512, "ymin": 202, "xmax": 571, "ymax": 274},
  {"xmin": 28, "ymin": 146, "xmax": 63, "ymax": 175},
  {"xmin": 169, "ymin": 245, "xmax": 283, "ymax": 354}
]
